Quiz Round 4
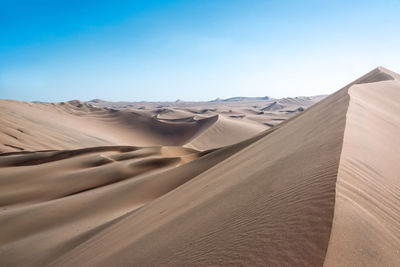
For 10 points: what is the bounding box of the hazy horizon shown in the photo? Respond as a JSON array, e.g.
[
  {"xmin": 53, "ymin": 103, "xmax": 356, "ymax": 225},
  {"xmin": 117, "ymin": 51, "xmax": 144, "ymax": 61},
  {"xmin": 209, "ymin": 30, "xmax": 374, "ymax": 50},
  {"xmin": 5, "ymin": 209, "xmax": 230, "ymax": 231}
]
[
  {"xmin": 16, "ymin": 94, "xmax": 326, "ymax": 104},
  {"xmin": 1, "ymin": 0, "xmax": 400, "ymax": 102}
]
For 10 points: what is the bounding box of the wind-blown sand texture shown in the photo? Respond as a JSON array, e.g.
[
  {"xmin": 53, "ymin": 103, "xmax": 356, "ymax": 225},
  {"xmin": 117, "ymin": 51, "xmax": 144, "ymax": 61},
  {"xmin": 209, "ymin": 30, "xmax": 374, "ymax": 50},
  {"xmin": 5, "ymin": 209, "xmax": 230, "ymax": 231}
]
[
  {"xmin": 0, "ymin": 95, "xmax": 323, "ymax": 152},
  {"xmin": 0, "ymin": 67, "xmax": 399, "ymax": 266}
]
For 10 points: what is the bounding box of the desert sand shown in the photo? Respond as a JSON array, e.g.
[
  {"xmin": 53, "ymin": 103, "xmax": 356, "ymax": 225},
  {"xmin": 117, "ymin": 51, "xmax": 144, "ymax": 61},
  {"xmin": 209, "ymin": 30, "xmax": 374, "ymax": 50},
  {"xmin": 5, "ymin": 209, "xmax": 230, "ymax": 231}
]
[
  {"xmin": 0, "ymin": 95, "xmax": 323, "ymax": 152},
  {"xmin": 0, "ymin": 67, "xmax": 399, "ymax": 266}
]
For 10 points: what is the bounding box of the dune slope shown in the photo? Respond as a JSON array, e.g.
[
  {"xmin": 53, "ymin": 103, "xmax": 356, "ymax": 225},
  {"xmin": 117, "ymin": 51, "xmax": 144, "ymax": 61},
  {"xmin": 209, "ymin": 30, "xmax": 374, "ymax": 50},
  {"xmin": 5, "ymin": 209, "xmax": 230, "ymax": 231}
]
[
  {"xmin": 0, "ymin": 101, "xmax": 223, "ymax": 151},
  {"xmin": 0, "ymin": 95, "xmax": 323, "ymax": 153},
  {"xmin": 325, "ymin": 75, "xmax": 400, "ymax": 266},
  {"xmin": 49, "ymin": 73, "xmax": 354, "ymax": 267},
  {"xmin": 0, "ymin": 67, "xmax": 399, "ymax": 266}
]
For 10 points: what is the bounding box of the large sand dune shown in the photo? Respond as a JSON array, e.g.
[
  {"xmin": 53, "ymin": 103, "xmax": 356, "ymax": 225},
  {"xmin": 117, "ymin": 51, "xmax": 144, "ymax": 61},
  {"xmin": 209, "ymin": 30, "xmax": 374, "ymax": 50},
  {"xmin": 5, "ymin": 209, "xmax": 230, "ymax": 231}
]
[
  {"xmin": 0, "ymin": 95, "xmax": 322, "ymax": 153},
  {"xmin": 0, "ymin": 67, "xmax": 399, "ymax": 266}
]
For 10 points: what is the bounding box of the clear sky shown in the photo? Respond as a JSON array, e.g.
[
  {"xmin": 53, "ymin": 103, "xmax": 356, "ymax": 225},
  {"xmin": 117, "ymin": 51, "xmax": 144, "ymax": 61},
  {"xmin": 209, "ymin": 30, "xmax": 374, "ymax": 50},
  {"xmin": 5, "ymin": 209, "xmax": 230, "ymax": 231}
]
[{"xmin": 1, "ymin": 0, "xmax": 400, "ymax": 102}]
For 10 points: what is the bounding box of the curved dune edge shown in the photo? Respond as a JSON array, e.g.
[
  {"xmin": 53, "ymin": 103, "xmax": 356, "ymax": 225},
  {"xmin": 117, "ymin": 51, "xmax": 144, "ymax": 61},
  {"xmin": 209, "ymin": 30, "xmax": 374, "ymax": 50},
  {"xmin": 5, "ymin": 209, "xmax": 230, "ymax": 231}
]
[
  {"xmin": 185, "ymin": 114, "xmax": 267, "ymax": 150},
  {"xmin": 0, "ymin": 67, "xmax": 399, "ymax": 266},
  {"xmin": 51, "ymin": 89, "xmax": 348, "ymax": 266},
  {"xmin": 48, "ymin": 75, "xmax": 356, "ymax": 266},
  {"xmin": 324, "ymin": 73, "xmax": 400, "ymax": 266},
  {"xmin": 0, "ymin": 102, "xmax": 224, "ymax": 151},
  {"xmin": 0, "ymin": 131, "xmax": 275, "ymax": 266},
  {"xmin": 0, "ymin": 94, "xmax": 324, "ymax": 153}
]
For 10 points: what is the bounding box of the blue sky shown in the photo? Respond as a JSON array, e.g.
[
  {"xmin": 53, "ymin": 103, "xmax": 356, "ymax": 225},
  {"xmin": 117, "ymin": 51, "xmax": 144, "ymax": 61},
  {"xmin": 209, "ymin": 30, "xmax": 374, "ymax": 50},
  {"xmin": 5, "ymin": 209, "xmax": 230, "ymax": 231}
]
[{"xmin": 1, "ymin": 0, "xmax": 400, "ymax": 102}]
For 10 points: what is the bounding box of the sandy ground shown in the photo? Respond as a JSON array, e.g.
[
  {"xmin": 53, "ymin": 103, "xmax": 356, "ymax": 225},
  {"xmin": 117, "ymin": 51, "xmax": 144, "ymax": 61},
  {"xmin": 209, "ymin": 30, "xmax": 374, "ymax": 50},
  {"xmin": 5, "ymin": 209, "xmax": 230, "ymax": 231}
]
[
  {"xmin": 0, "ymin": 95, "xmax": 323, "ymax": 152},
  {"xmin": 0, "ymin": 67, "xmax": 399, "ymax": 266}
]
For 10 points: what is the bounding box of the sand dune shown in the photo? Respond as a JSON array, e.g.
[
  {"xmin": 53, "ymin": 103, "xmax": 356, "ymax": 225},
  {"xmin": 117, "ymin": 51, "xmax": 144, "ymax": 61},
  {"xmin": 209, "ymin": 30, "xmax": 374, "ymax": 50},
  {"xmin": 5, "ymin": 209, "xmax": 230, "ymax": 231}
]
[
  {"xmin": 0, "ymin": 67, "xmax": 399, "ymax": 266},
  {"xmin": 325, "ymin": 72, "xmax": 400, "ymax": 266},
  {"xmin": 0, "ymin": 95, "xmax": 320, "ymax": 153}
]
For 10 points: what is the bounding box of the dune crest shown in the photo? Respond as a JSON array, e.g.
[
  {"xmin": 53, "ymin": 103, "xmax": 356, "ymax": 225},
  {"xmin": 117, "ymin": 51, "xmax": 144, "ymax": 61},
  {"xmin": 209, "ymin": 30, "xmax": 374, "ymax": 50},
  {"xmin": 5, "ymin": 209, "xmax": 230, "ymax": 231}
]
[
  {"xmin": 324, "ymin": 76, "xmax": 400, "ymax": 266},
  {"xmin": 0, "ymin": 67, "xmax": 399, "ymax": 266},
  {"xmin": 0, "ymin": 95, "xmax": 321, "ymax": 152}
]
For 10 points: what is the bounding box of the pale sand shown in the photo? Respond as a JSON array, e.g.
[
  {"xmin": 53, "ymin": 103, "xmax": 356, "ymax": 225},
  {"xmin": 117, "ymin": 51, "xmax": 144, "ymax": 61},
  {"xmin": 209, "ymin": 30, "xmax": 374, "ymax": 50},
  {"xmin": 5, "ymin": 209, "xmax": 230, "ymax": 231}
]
[
  {"xmin": 325, "ymin": 69, "xmax": 400, "ymax": 266},
  {"xmin": 0, "ymin": 67, "xmax": 399, "ymax": 266},
  {"xmin": 0, "ymin": 95, "xmax": 322, "ymax": 153}
]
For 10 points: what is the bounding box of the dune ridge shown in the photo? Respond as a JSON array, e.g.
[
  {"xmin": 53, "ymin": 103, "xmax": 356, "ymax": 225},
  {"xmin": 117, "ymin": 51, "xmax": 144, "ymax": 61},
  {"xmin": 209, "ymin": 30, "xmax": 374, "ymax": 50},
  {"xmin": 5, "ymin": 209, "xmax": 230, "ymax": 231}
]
[
  {"xmin": 0, "ymin": 94, "xmax": 322, "ymax": 153},
  {"xmin": 0, "ymin": 67, "xmax": 399, "ymax": 266},
  {"xmin": 324, "ymin": 68, "xmax": 400, "ymax": 266}
]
